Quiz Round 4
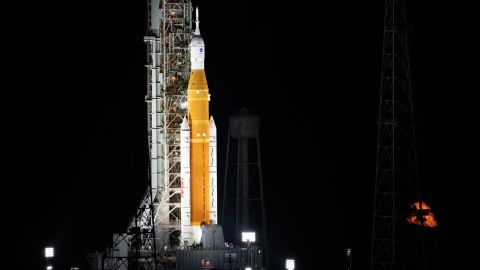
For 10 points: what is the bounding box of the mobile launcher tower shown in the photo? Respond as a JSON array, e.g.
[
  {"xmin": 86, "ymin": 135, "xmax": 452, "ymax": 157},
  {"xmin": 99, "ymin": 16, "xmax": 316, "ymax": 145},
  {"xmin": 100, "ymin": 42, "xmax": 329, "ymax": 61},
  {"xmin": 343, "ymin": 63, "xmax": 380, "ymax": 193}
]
[{"xmin": 94, "ymin": 1, "xmax": 264, "ymax": 270}]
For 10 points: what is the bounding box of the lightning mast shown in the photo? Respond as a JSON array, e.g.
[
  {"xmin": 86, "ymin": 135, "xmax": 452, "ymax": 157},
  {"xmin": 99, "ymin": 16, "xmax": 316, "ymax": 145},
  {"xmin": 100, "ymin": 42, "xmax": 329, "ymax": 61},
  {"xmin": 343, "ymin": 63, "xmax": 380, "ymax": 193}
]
[{"xmin": 371, "ymin": 1, "xmax": 426, "ymax": 269}]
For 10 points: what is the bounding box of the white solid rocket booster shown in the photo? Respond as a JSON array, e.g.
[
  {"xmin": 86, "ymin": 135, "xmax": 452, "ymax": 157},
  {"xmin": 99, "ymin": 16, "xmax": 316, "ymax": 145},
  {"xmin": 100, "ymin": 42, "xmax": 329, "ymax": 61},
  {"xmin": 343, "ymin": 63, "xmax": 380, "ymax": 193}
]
[
  {"xmin": 180, "ymin": 117, "xmax": 192, "ymax": 244},
  {"xmin": 209, "ymin": 116, "xmax": 217, "ymax": 224}
]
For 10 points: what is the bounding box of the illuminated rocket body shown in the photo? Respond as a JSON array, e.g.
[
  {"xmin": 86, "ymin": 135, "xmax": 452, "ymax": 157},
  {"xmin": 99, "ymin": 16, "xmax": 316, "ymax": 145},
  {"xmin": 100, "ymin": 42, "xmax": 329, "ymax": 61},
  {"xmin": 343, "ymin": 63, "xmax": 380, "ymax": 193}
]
[{"xmin": 180, "ymin": 8, "xmax": 217, "ymax": 245}]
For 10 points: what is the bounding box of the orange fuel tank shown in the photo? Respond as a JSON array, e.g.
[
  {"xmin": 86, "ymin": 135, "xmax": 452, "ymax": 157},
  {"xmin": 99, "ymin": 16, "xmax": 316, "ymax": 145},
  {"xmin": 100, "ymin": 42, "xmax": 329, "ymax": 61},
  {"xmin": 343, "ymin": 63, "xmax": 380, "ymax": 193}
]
[{"xmin": 187, "ymin": 68, "xmax": 211, "ymax": 227}]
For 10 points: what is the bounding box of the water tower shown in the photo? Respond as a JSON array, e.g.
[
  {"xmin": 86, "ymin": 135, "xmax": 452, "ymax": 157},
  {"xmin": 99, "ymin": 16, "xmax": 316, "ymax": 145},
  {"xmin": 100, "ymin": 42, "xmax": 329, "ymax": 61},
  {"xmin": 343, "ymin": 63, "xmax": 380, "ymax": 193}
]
[{"xmin": 222, "ymin": 108, "xmax": 268, "ymax": 265}]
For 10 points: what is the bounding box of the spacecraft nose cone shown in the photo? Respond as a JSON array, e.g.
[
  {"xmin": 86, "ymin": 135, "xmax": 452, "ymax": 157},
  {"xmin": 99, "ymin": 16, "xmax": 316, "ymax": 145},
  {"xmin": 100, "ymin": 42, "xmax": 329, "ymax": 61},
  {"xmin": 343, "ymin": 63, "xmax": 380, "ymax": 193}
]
[{"xmin": 190, "ymin": 35, "xmax": 205, "ymax": 47}]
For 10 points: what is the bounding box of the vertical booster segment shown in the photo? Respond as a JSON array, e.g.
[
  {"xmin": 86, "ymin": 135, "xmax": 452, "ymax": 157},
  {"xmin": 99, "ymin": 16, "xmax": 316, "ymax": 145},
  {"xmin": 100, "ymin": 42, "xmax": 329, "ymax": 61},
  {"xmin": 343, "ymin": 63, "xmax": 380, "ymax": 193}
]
[
  {"xmin": 180, "ymin": 117, "xmax": 191, "ymax": 243},
  {"xmin": 180, "ymin": 7, "xmax": 217, "ymax": 244}
]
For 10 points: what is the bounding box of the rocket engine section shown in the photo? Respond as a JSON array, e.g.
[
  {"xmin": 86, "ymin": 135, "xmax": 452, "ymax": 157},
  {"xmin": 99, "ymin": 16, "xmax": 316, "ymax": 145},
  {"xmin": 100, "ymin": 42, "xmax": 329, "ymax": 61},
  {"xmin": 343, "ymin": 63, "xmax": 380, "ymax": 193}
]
[{"xmin": 180, "ymin": 7, "xmax": 217, "ymax": 245}]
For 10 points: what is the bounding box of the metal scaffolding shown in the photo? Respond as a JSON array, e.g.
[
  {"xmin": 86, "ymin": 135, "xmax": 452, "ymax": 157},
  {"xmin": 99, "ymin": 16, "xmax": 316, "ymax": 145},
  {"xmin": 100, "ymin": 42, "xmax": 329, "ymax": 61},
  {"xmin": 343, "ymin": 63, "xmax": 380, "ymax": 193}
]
[
  {"xmin": 140, "ymin": 0, "xmax": 192, "ymax": 249},
  {"xmin": 102, "ymin": 1, "xmax": 193, "ymax": 269},
  {"xmin": 371, "ymin": 1, "xmax": 425, "ymax": 269}
]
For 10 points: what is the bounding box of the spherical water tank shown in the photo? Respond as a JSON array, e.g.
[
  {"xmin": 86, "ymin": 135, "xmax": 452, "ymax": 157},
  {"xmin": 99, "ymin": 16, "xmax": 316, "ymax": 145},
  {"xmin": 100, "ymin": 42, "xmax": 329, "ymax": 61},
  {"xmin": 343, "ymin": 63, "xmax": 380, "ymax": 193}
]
[{"xmin": 229, "ymin": 108, "xmax": 259, "ymax": 139}]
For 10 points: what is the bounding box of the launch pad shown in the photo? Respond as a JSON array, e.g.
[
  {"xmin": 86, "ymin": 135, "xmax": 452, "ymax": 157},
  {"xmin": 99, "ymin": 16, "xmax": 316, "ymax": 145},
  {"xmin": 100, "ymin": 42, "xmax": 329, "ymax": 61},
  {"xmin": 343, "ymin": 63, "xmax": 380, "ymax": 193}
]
[{"xmin": 87, "ymin": 1, "xmax": 266, "ymax": 270}]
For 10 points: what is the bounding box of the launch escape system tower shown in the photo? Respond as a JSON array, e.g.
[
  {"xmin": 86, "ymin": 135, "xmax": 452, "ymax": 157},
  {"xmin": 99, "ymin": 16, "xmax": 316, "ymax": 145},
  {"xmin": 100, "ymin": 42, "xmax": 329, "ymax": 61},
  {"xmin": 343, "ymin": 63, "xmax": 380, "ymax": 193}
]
[{"xmin": 88, "ymin": 1, "xmax": 265, "ymax": 270}]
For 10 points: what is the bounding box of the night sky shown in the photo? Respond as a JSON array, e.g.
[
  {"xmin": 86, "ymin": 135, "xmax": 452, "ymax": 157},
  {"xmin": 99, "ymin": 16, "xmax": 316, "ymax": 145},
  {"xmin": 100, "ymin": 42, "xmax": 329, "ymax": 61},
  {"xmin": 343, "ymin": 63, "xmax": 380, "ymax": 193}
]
[{"xmin": 5, "ymin": 1, "xmax": 478, "ymax": 269}]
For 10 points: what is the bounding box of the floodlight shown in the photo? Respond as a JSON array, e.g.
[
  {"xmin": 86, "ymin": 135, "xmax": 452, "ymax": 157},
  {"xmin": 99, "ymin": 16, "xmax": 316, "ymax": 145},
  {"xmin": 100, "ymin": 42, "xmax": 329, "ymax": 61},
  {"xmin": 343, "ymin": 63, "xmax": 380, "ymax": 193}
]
[
  {"xmin": 286, "ymin": 259, "xmax": 295, "ymax": 270},
  {"xmin": 45, "ymin": 247, "xmax": 54, "ymax": 258},
  {"xmin": 241, "ymin": 232, "xmax": 256, "ymax": 243}
]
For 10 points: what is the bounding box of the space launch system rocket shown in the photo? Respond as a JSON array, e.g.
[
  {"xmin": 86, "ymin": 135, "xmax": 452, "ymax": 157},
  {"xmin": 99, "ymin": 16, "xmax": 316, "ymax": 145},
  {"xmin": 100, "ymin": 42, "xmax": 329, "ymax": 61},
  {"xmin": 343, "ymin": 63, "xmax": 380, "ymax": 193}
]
[{"xmin": 180, "ymin": 7, "xmax": 217, "ymax": 245}]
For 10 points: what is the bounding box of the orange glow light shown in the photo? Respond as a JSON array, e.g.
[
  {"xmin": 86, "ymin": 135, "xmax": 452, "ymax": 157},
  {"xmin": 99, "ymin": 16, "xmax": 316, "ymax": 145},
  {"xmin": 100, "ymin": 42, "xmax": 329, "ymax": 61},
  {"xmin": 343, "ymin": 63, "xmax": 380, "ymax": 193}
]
[{"xmin": 406, "ymin": 201, "xmax": 438, "ymax": 228}]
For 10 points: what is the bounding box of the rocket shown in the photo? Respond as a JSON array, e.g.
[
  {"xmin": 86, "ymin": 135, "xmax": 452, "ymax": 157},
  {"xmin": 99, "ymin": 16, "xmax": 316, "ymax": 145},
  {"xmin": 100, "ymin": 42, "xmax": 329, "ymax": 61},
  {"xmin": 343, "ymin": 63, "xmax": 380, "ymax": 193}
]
[{"xmin": 180, "ymin": 7, "xmax": 217, "ymax": 245}]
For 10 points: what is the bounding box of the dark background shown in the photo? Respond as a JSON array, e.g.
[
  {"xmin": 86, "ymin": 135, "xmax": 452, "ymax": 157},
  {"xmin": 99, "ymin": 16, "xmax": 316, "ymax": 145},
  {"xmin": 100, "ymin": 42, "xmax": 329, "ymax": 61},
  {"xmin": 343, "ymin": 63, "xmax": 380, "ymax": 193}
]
[{"xmin": 4, "ymin": 0, "xmax": 478, "ymax": 269}]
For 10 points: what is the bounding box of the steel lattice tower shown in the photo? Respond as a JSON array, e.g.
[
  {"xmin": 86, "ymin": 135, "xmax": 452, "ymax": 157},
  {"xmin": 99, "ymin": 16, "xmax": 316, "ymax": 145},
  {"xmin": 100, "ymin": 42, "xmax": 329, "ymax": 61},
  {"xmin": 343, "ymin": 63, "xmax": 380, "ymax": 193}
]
[
  {"xmin": 102, "ymin": 1, "xmax": 193, "ymax": 269},
  {"xmin": 371, "ymin": 1, "xmax": 425, "ymax": 269},
  {"xmin": 140, "ymin": 0, "xmax": 192, "ymax": 247}
]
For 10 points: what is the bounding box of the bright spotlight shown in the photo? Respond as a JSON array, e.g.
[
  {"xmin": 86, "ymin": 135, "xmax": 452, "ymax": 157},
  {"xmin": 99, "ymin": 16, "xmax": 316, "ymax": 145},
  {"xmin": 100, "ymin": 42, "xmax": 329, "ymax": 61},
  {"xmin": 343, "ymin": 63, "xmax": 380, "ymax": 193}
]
[
  {"xmin": 286, "ymin": 259, "xmax": 295, "ymax": 270},
  {"xmin": 241, "ymin": 232, "xmax": 256, "ymax": 243},
  {"xmin": 245, "ymin": 267, "xmax": 252, "ymax": 270},
  {"xmin": 45, "ymin": 247, "xmax": 54, "ymax": 258},
  {"xmin": 46, "ymin": 266, "xmax": 53, "ymax": 270}
]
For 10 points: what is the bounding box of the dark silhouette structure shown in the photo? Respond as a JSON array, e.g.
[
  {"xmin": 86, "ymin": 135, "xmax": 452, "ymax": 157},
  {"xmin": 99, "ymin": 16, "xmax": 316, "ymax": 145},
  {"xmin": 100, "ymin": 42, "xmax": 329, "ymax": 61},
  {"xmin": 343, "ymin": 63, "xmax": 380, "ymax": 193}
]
[
  {"xmin": 371, "ymin": 1, "xmax": 426, "ymax": 269},
  {"xmin": 222, "ymin": 108, "xmax": 269, "ymax": 268}
]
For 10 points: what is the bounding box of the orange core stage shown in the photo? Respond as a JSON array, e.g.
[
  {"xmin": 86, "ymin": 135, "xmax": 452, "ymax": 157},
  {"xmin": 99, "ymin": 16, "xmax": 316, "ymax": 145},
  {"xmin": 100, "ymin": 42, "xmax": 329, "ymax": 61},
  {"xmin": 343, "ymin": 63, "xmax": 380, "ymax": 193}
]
[{"xmin": 187, "ymin": 69, "xmax": 210, "ymax": 226}]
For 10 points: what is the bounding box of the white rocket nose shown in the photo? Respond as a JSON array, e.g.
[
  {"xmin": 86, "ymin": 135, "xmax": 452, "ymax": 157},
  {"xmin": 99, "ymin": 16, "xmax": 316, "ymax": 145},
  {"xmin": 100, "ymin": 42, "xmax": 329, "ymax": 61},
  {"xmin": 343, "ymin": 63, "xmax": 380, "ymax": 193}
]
[{"xmin": 190, "ymin": 7, "xmax": 205, "ymax": 70}]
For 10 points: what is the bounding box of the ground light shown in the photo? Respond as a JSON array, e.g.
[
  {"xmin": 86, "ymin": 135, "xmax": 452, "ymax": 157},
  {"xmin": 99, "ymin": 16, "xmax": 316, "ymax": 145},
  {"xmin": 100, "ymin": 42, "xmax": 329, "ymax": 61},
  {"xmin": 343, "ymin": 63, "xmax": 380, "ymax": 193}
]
[
  {"xmin": 45, "ymin": 247, "xmax": 54, "ymax": 258},
  {"xmin": 241, "ymin": 232, "xmax": 256, "ymax": 243},
  {"xmin": 286, "ymin": 259, "xmax": 295, "ymax": 270},
  {"xmin": 45, "ymin": 247, "xmax": 54, "ymax": 270}
]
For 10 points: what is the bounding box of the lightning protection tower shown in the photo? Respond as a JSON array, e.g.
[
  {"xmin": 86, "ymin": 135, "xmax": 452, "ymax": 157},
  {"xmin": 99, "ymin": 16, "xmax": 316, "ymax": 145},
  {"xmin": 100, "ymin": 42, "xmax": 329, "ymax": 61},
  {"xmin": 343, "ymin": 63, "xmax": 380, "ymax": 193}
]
[{"xmin": 371, "ymin": 1, "xmax": 426, "ymax": 269}]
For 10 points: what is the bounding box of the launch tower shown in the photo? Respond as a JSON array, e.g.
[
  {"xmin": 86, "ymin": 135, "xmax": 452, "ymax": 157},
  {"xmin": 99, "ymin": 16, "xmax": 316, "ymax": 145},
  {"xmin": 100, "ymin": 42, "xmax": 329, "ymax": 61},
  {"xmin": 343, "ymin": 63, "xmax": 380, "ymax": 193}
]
[
  {"xmin": 128, "ymin": 0, "xmax": 192, "ymax": 248},
  {"xmin": 99, "ymin": 2, "xmax": 194, "ymax": 269},
  {"xmin": 141, "ymin": 0, "xmax": 193, "ymax": 247}
]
